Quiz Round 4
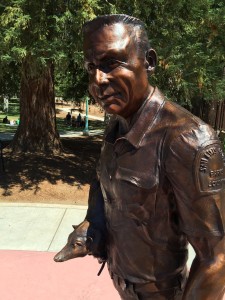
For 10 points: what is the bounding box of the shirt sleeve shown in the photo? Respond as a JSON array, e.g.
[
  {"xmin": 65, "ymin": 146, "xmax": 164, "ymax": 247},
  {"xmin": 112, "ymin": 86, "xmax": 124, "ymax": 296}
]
[
  {"xmin": 165, "ymin": 125, "xmax": 225, "ymax": 237},
  {"xmin": 86, "ymin": 177, "xmax": 107, "ymax": 232}
]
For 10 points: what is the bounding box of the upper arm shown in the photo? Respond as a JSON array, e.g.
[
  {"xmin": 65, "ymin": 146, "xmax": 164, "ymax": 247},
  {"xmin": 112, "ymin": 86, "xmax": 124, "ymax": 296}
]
[{"xmin": 165, "ymin": 126, "xmax": 225, "ymax": 238}]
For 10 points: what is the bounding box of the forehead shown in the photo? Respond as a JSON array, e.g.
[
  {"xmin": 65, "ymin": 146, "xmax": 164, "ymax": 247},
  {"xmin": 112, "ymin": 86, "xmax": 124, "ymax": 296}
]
[{"xmin": 83, "ymin": 23, "xmax": 134, "ymax": 60}]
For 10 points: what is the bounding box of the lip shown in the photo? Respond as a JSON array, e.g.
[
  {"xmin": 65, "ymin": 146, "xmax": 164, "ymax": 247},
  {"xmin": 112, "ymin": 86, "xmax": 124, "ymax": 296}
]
[{"xmin": 98, "ymin": 93, "xmax": 120, "ymax": 102}]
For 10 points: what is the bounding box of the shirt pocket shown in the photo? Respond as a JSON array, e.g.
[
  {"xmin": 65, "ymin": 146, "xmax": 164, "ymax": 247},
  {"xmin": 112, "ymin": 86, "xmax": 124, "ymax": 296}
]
[
  {"xmin": 114, "ymin": 166, "xmax": 158, "ymax": 223},
  {"xmin": 115, "ymin": 166, "xmax": 156, "ymax": 189}
]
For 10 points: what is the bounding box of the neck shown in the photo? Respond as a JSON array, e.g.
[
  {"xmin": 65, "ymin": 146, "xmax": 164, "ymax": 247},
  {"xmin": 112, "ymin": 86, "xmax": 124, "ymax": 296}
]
[{"xmin": 125, "ymin": 85, "xmax": 154, "ymax": 122}]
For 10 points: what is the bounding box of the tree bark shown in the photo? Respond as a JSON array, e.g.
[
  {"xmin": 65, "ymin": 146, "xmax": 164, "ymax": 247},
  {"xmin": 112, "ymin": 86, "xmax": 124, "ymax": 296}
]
[{"xmin": 11, "ymin": 59, "xmax": 62, "ymax": 154}]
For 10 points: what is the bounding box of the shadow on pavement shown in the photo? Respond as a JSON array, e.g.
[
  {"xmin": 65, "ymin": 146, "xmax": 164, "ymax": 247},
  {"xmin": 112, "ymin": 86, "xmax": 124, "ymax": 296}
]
[{"xmin": 0, "ymin": 137, "xmax": 102, "ymax": 197}]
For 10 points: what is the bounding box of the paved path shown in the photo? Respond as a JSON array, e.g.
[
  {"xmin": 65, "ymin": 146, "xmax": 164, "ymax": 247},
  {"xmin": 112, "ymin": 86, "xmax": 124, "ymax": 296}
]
[
  {"xmin": 0, "ymin": 203, "xmax": 118, "ymax": 300},
  {"xmin": 0, "ymin": 202, "xmax": 223, "ymax": 299},
  {"xmin": 0, "ymin": 203, "xmax": 88, "ymax": 252}
]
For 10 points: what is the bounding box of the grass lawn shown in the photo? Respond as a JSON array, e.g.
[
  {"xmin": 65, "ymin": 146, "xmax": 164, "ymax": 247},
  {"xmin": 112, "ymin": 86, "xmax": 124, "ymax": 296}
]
[
  {"xmin": 0, "ymin": 113, "xmax": 105, "ymax": 135},
  {"xmin": 0, "ymin": 113, "xmax": 20, "ymax": 133},
  {"xmin": 56, "ymin": 117, "xmax": 105, "ymax": 133},
  {"xmin": 0, "ymin": 99, "xmax": 105, "ymax": 135}
]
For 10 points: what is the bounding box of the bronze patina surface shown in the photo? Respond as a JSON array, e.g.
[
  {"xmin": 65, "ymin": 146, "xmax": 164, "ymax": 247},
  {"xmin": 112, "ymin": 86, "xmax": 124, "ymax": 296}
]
[{"xmin": 81, "ymin": 14, "xmax": 225, "ymax": 299}]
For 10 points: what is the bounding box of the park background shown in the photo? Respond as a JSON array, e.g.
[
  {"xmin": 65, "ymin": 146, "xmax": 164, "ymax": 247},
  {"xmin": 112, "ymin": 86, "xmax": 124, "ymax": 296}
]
[{"xmin": 0, "ymin": 0, "xmax": 225, "ymax": 204}]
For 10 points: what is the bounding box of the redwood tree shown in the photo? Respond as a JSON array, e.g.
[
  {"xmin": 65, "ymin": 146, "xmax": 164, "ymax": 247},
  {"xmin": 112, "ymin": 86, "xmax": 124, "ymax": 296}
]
[
  {"xmin": 0, "ymin": 0, "xmax": 99, "ymax": 154},
  {"xmin": 12, "ymin": 59, "xmax": 61, "ymax": 153}
]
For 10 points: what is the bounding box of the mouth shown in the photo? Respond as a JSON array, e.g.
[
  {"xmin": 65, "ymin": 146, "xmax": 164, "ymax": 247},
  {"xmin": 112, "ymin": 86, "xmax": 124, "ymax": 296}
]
[
  {"xmin": 98, "ymin": 93, "xmax": 116, "ymax": 100},
  {"xmin": 98, "ymin": 93, "xmax": 120, "ymax": 105}
]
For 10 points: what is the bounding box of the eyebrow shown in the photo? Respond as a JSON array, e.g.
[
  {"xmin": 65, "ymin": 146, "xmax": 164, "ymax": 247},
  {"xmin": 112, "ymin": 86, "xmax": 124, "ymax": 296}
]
[{"xmin": 85, "ymin": 48, "xmax": 128, "ymax": 63}]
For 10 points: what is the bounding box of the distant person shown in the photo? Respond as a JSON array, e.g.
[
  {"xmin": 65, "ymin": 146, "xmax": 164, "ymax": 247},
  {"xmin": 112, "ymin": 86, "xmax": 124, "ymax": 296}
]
[
  {"xmin": 81, "ymin": 116, "xmax": 85, "ymax": 128},
  {"xmin": 3, "ymin": 97, "xmax": 9, "ymax": 113},
  {"xmin": 71, "ymin": 116, "xmax": 76, "ymax": 127},
  {"xmin": 2, "ymin": 116, "xmax": 9, "ymax": 124},
  {"xmin": 65, "ymin": 112, "xmax": 71, "ymax": 125},
  {"xmin": 76, "ymin": 113, "xmax": 82, "ymax": 127}
]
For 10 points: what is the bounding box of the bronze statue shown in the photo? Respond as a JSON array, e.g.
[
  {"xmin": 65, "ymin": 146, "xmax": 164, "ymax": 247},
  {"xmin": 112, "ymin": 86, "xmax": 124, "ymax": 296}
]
[{"xmin": 57, "ymin": 14, "xmax": 225, "ymax": 299}]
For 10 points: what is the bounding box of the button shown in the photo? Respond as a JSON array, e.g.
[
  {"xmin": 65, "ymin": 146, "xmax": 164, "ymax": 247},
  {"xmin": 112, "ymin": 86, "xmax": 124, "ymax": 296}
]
[{"xmin": 109, "ymin": 175, "xmax": 112, "ymax": 180}]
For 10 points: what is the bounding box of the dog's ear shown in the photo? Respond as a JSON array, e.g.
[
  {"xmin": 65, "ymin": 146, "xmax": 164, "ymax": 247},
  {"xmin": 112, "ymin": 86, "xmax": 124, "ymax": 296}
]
[{"xmin": 72, "ymin": 225, "xmax": 78, "ymax": 229}]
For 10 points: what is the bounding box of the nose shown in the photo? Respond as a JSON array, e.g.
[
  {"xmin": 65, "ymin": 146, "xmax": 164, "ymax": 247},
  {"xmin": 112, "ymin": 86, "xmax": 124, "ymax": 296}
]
[
  {"xmin": 94, "ymin": 68, "xmax": 108, "ymax": 85},
  {"xmin": 54, "ymin": 252, "xmax": 64, "ymax": 262}
]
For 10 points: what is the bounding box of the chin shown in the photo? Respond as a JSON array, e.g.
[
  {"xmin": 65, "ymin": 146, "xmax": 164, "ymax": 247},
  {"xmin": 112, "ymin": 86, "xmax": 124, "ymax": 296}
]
[{"xmin": 104, "ymin": 106, "xmax": 125, "ymax": 116}]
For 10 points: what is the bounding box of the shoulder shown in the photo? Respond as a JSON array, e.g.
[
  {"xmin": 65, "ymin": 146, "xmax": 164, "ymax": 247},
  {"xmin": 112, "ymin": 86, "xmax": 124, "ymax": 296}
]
[
  {"xmin": 163, "ymin": 102, "xmax": 223, "ymax": 172},
  {"xmin": 159, "ymin": 99, "xmax": 218, "ymax": 149},
  {"xmin": 160, "ymin": 100, "xmax": 224, "ymax": 192},
  {"xmin": 164, "ymin": 116, "xmax": 224, "ymax": 195}
]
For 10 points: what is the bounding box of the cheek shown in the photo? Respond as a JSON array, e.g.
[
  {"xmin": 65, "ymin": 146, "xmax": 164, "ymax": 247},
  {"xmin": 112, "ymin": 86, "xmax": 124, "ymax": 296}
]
[
  {"xmin": 88, "ymin": 83, "xmax": 97, "ymax": 99},
  {"xmin": 114, "ymin": 69, "xmax": 136, "ymax": 91},
  {"xmin": 88, "ymin": 84, "xmax": 93, "ymax": 95}
]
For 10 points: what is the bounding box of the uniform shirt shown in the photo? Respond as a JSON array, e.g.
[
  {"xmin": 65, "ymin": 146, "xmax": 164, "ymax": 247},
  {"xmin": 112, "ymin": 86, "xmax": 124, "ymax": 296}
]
[{"xmin": 96, "ymin": 87, "xmax": 225, "ymax": 284}]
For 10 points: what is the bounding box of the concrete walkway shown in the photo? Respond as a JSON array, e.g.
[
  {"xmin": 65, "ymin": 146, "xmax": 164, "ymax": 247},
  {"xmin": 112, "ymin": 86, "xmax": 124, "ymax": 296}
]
[
  {"xmin": 0, "ymin": 202, "xmax": 118, "ymax": 300},
  {"xmin": 0, "ymin": 202, "xmax": 224, "ymax": 299},
  {"xmin": 0, "ymin": 203, "xmax": 88, "ymax": 252}
]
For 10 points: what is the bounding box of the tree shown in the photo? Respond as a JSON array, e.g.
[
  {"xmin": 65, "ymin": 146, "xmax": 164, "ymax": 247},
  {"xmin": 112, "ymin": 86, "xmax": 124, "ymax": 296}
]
[
  {"xmin": 1, "ymin": 0, "xmax": 224, "ymax": 154},
  {"xmin": 55, "ymin": 58, "xmax": 89, "ymax": 102},
  {"xmin": 99, "ymin": 0, "xmax": 225, "ymax": 123},
  {"xmin": 0, "ymin": 0, "xmax": 99, "ymax": 154},
  {"xmin": 0, "ymin": 3, "xmax": 20, "ymax": 98}
]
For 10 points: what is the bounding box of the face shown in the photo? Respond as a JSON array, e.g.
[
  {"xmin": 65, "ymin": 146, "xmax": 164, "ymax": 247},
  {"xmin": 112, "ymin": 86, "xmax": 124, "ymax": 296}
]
[{"xmin": 83, "ymin": 23, "xmax": 152, "ymax": 118}]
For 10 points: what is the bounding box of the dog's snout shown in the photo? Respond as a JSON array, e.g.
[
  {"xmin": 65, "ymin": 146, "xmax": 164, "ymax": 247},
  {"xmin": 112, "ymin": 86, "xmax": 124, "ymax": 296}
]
[{"xmin": 54, "ymin": 252, "xmax": 65, "ymax": 262}]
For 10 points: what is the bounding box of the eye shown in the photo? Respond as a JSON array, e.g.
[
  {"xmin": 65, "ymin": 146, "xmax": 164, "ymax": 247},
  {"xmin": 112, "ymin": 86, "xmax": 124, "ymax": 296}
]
[
  {"xmin": 103, "ymin": 59, "xmax": 122, "ymax": 71},
  {"xmin": 74, "ymin": 241, "xmax": 84, "ymax": 247},
  {"xmin": 84, "ymin": 62, "xmax": 95, "ymax": 73}
]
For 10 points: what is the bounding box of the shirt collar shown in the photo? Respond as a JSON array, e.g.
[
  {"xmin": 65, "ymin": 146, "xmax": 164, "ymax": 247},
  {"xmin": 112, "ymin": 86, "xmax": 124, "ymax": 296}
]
[{"xmin": 105, "ymin": 87, "xmax": 165, "ymax": 148}]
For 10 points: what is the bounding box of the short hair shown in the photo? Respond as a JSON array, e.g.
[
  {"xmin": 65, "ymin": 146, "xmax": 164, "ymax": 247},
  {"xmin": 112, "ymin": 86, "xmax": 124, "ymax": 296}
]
[{"xmin": 82, "ymin": 14, "xmax": 150, "ymax": 58}]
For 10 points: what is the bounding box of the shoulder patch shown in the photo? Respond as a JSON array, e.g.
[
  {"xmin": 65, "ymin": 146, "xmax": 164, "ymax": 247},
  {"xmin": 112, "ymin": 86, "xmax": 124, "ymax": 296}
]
[{"xmin": 195, "ymin": 142, "xmax": 225, "ymax": 193}]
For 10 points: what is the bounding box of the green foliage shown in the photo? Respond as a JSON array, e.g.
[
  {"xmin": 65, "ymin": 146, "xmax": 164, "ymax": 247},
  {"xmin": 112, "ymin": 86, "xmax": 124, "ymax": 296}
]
[
  {"xmin": 0, "ymin": 0, "xmax": 100, "ymax": 89},
  {"xmin": 0, "ymin": 0, "xmax": 224, "ymax": 110},
  {"xmin": 55, "ymin": 63, "xmax": 89, "ymax": 101},
  {"xmin": 98, "ymin": 0, "xmax": 225, "ymax": 108}
]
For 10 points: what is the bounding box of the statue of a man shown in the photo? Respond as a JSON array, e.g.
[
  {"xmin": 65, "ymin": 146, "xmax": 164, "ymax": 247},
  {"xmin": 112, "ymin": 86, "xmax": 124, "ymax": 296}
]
[{"xmin": 82, "ymin": 14, "xmax": 225, "ymax": 299}]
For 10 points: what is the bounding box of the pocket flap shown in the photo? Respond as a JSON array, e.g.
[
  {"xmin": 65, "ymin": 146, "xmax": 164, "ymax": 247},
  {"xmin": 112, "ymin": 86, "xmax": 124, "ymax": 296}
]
[{"xmin": 115, "ymin": 166, "xmax": 157, "ymax": 189}]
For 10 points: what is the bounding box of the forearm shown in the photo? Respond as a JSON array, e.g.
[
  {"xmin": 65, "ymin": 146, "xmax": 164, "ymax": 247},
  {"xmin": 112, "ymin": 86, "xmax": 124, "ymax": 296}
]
[
  {"xmin": 183, "ymin": 256, "xmax": 225, "ymax": 300},
  {"xmin": 85, "ymin": 177, "xmax": 106, "ymax": 230}
]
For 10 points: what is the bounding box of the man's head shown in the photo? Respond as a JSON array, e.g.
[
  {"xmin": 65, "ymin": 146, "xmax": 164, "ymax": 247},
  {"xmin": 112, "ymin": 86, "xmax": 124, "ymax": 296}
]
[
  {"xmin": 83, "ymin": 14, "xmax": 152, "ymax": 61},
  {"xmin": 83, "ymin": 14, "xmax": 157, "ymax": 118}
]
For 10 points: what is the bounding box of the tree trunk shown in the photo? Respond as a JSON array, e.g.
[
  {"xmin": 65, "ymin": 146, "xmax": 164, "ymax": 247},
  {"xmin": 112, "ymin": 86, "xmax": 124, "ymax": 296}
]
[{"xmin": 11, "ymin": 59, "xmax": 62, "ymax": 154}]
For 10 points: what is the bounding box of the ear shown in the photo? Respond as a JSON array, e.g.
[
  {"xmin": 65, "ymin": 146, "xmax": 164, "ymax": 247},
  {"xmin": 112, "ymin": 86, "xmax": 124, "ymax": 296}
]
[
  {"xmin": 72, "ymin": 225, "xmax": 78, "ymax": 229},
  {"xmin": 145, "ymin": 48, "xmax": 157, "ymax": 75}
]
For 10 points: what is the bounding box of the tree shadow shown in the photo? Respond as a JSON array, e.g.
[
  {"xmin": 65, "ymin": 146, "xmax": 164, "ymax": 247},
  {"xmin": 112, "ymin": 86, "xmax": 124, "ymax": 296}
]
[{"xmin": 0, "ymin": 137, "xmax": 102, "ymax": 196}]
